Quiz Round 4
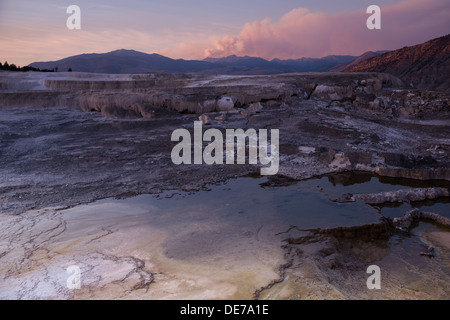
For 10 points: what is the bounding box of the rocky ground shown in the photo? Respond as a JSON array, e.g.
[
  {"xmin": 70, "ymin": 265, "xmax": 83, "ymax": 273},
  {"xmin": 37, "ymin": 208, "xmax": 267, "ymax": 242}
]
[{"xmin": 0, "ymin": 71, "xmax": 449, "ymax": 299}]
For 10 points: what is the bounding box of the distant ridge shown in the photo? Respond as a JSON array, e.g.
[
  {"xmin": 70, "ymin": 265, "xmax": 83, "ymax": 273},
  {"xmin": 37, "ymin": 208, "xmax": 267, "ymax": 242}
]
[
  {"xmin": 29, "ymin": 49, "xmax": 360, "ymax": 75},
  {"xmin": 329, "ymin": 51, "xmax": 389, "ymax": 72},
  {"xmin": 29, "ymin": 49, "xmax": 217, "ymax": 74},
  {"xmin": 206, "ymin": 55, "xmax": 357, "ymax": 72},
  {"xmin": 344, "ymin": 34, "xmax": 450, "ymax": 92}
]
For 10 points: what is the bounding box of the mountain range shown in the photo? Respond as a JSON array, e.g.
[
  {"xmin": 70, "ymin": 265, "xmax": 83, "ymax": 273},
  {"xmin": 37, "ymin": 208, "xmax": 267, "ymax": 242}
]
[{"xmin": 28, "ymin": 50, "xmax": 383, "ymax": 75}]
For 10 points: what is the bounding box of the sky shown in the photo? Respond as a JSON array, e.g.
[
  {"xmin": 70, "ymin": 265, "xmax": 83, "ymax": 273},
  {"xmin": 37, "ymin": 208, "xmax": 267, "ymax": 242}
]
[{"xmin": 0, "ymin": 0, "xmax": 449, "ymax": 66}]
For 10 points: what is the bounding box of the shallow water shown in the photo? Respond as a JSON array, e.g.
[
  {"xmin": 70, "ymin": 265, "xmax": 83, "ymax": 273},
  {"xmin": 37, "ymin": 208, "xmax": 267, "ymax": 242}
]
[
  {"xmin": 61, "ymin": 175, "xmax": 386, "ymax": 266},
  {"xmin": 62, "ymin": 173, "xmax": 449, "ymax": 267},
  {"xmin": 323, "ymin": 172, "xmax": 449, "ymax": 217},
  {"xmin": 3, "ymin": 172, "xmax": 448, "ymax": 300},
  {"xmin": 72, "ymin": 173, "xmax": 448, "ymax": 231}
]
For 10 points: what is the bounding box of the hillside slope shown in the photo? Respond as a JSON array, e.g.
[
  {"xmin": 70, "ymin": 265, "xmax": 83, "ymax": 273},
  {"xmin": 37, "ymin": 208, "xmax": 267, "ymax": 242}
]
[{"xmin": 344, "ymin": 34, "xmax": 450, "ymax": 92}]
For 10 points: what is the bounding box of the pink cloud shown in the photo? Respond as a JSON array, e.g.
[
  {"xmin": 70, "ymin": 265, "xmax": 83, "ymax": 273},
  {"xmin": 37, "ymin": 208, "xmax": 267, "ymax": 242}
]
[
  {"xmin": 157, "ymin": 38, "xmax": 218, "ymax": 61},
  {"xmin": 204, "ymin": 0, "xmax": 450, "ymax": 59}
]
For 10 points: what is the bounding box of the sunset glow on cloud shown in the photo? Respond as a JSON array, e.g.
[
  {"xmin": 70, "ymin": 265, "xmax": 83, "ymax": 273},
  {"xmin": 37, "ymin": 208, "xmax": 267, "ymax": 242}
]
[
  {"xmin": 202, "ymin": 0, "xmax": 450, "ymax": 59},
  {"xmin": 0, "ymin": 0, "xmax": 448, "ymax": 66}
]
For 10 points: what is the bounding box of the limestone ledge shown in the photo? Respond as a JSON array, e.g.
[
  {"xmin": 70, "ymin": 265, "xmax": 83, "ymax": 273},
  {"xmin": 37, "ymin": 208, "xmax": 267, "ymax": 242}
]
[{"xmin": 1, "ymin": 71, "xmax": 448, "ymax": 117}]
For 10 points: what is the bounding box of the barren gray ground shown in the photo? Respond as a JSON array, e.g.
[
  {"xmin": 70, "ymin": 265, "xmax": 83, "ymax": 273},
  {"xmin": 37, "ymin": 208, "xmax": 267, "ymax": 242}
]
[{"xmin": 0, "ymin": 71, "xmax": 449, "ymax": 299}]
